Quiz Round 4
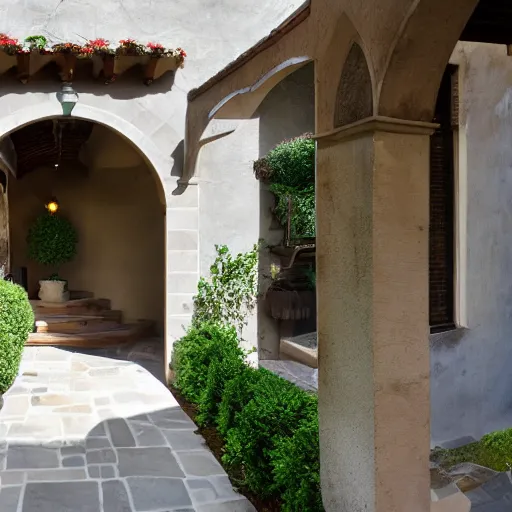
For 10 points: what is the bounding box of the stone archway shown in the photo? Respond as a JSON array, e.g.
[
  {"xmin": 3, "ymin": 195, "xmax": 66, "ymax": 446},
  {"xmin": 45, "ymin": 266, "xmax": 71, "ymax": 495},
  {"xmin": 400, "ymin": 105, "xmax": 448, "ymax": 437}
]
[{"xmin": 0, "ymin": 101, "xmax": 198, "ymax": 382}]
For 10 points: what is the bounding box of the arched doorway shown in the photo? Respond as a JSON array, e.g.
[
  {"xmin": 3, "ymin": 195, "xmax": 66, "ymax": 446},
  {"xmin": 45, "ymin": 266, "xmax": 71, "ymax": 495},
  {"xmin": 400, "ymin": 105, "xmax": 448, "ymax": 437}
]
[{"xmin": 1, "ymin": 115, "xmax": 166, "ymax": 361}]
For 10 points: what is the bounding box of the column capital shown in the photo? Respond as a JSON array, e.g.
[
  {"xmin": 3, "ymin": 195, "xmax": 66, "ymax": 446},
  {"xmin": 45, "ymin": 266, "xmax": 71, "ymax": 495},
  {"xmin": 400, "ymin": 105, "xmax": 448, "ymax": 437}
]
[{"xmin": 314, "ymin": 115, "xmax": 438, "ymax": 144}]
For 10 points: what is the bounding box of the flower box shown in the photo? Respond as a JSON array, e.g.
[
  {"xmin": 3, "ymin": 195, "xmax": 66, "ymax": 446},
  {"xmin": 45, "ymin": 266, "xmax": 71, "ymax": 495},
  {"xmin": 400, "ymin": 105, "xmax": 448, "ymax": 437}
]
[{"xmin": 0, "ymin": 34, "xmax": 186, "ymax": 84}]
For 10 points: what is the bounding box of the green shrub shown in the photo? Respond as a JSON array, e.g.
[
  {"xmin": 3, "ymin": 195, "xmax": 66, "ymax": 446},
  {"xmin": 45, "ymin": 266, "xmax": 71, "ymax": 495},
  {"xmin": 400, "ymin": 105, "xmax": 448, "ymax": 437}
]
[
  {"xmin": 217, "ymin": 366, "xmax": 265, "ymax": 437},
  {"xmin": 223, "ymin": 368, "xmax": 318, "ymax": 497},
  {"xmin": 271, "ymin": 414, "xmax": 323, "ymax": 512},
  {"xmin": 172, "ymin": 321, "xmax": 323, "ymax": 510},
  {"xmin": 27, "ymin": 212, "xmax": 77, "ymax": 269},
  {"xmin": 172, "ymin": 323, "xmax": 246, "ymax": 423},
  {"xmin": 432, "ymin": 427, "xmax": 512, "ymax": 472},
  {"xmin": 479, "ymin": 429, "xmax": 512, "ymax": 471},
  {"xmin": 0, "ymin": 280, "xmax": 34, "ymax": 393},
  {"xmin": 264, "ymin": 135, "xmax": 315, "ymax": 188}
]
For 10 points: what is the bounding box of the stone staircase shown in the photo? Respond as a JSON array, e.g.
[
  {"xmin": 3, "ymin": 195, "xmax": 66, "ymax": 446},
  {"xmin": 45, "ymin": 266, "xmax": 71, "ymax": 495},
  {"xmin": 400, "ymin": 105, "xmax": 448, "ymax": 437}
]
[{"xmin": 27, "ymin": 293, "xmax": 154, "ymax": 348}]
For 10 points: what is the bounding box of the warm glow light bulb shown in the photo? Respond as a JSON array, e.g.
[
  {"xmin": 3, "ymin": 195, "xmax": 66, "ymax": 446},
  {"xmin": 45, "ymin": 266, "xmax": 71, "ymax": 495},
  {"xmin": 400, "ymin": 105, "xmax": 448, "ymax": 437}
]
[{"xmin": 47, "ymin": 201, "xmax": 59, "ymax": 213}]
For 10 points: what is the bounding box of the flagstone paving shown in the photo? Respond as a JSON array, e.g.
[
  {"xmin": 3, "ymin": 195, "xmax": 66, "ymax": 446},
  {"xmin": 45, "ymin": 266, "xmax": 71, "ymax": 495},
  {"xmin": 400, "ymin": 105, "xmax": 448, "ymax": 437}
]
[{"xmin": 0, "ymin": 341, "xmax": 256, "ymax": 512}]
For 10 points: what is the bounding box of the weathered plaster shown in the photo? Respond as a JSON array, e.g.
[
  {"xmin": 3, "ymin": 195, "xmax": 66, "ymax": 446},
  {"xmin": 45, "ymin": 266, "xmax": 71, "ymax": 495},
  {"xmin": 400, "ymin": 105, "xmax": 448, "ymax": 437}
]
[
  {"xmin": 316, "ymin": 120, "xmax": 431, "ymax": 512},
  {"xmin": 430, "ymin": 42, "xmax": 512, "ymax": 445},
  {"xmin": 197, "ymin": 64, "xmax": 314, "ymax": 353}
]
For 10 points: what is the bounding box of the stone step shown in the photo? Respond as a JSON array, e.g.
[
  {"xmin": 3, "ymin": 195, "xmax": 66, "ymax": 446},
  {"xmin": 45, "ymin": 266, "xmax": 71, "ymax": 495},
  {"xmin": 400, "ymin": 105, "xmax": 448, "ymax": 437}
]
[
  {"xmin": 30, "ymin": 298, "xmax": 111, "ymax": 316},
  {"xmin": 68, "ymin": 290, "xmax": 94, "ymax": 300},
  {"xmin": 34, "ymin": 313, "xmax": 122, "ymax": 334},
  {"xmin": 27, "ymin": 320, "xmax": 155, "ymax": 348},
  {"xmin": 280, "ymin": 337, "xmax": 318, "ymax": 369}
]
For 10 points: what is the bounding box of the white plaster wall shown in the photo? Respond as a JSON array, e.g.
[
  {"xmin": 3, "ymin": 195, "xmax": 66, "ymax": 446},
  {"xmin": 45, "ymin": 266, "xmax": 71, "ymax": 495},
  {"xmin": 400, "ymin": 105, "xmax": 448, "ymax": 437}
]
[
  {"xmin": 198, "ymin": 64, "xmax": 314, "ymax": 355},
  {"xmin": 0, "ymin": 0, "xmax": 304, "ymax": 371},
  {"xmin": 431, "ymin": 42, "xmax": 512, "ymax": 445}
]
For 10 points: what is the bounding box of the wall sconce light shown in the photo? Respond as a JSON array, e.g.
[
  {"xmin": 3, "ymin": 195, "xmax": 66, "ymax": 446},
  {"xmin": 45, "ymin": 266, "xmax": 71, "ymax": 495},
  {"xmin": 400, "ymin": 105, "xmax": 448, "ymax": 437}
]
[
  {"xmin": 46, "ymin": 198, "xmax": 59, "ymax": 214},
  {"xmin": 56, "ymin": 83, "xmax": 78, "ymax": 116}
]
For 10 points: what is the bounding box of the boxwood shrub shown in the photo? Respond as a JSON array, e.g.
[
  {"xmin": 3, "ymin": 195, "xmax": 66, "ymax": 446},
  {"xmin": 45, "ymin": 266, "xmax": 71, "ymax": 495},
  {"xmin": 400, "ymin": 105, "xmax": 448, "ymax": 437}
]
[
  {"xmin": 171, "ymin": 321, "xmax": 323, "ymax": 511},
  {"xmin": 0, "ymin": 279, "xmax": 34, "ymax": 393}
]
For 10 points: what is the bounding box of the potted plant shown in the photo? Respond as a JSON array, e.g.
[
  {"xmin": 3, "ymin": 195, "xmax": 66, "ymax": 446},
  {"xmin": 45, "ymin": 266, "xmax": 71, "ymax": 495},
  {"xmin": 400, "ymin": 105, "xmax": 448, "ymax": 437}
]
[
  {"xmin": 143, "ymin": 43, "xmax": 185, "ymax": 85},
  {"xmin": 0, "ymin": 268, "xmax": 34, "ymax": 407},
  {"xmin": 114, "ymin": 38, "xmax": 148, "ymax": 76},
  {"xmin": 20, "ymin": 35, "xmax": 52, "ymax": 81},
  {"xmin": 0, "ymin": 34, "xmax": 20, "ymax": 76},
  {"xmin": 27, "ymin": 209, "xmax": 78, "ymax": 303},
  {"xmin": 265, "ymin": 264, "xmax": 316, "ymax": 320},
  {"xmin": 24, "ymin": 35, "xmax": 48, "ymax": 52},
  {"xmin": 85, "ymin": 38, "xmax": 116, "ymax": 83},
  {"xmin": 53, "ymin": 42, "xmax": 86, "ymax": 81}
]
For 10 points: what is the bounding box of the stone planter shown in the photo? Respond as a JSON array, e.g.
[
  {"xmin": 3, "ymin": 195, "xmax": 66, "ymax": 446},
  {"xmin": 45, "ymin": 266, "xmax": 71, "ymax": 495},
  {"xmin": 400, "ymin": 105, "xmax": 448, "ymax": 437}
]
[
  {"xmin": 265, "ymin": 290, "xmax": 315, "ymax": 321},
  {"xmin": 38, "ymin": 280, "xmax": 69, "ymax": 303},
  {"xmin": 144, "ymin": 56, "xmax": 178, "ymax": 85}
]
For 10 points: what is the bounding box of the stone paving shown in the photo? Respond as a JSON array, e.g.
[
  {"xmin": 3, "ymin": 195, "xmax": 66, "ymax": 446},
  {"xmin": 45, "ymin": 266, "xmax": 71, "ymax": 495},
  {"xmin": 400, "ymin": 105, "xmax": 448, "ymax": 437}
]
[
  {"xmin": 0, "ymin": 340, "xmax": 256, "ymax": 511},
  {"xmin": 260, "ymin": 359, "xmax": 318, "ymax": 392}
]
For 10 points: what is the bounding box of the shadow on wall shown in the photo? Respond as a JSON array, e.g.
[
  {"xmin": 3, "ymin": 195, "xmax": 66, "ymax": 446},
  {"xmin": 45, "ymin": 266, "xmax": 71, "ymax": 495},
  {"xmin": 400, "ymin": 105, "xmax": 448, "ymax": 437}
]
[
  {"xmin": 255, "ymin": 63, "xmax": 315, "ymax": 360},
  {"xmin": 0, "ymin": 63, "xmax": 177, "ymax": 100}
]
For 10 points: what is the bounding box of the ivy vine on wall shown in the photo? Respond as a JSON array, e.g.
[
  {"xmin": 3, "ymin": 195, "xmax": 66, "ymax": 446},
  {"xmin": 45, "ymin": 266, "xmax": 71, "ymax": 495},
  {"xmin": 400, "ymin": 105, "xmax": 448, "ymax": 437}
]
[{"xmin": 193, "ymin": 244, "xmax": 258, "ymax": 336}]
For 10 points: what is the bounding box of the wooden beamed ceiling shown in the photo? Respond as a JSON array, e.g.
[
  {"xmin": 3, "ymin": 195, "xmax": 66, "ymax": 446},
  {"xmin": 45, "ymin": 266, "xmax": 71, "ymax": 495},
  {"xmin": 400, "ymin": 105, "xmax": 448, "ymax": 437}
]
[{"xmin": 9, "ymin": 119, "xmax": 94, "ymax": 178}]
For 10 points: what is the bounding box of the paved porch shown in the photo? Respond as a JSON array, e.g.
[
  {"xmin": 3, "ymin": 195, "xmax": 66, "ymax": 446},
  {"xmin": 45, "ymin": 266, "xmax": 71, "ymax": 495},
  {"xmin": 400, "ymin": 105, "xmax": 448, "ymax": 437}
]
[{"xmin": 0, "ymin": 341, "xmax": 255, "ymax": 512}]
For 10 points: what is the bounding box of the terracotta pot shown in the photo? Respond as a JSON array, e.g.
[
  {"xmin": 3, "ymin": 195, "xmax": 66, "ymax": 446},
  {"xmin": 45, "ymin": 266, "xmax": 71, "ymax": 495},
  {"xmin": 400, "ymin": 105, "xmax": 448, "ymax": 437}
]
[
  {"xmin": 16, "ymin": 53, "xmax": 30, "ymax": 83},
  {"xmin": 114, "ymin": 55, "xmax": 148, "ymax": 76},
  {"xmin": 144, "ymin": 57, "xmax": 159, "ymax": 85},
  {"xmin": 102, "ymin": 55, "xmax": 116, "ymax": 83},
  {"xmin": 38, "ymin": 280, "xmax": 69, "ymax": 303},
  {"xmin": 56, "ymin": 53, "xmax": 77, "ymax": 81},
  {"xmin": 265, "ymin": 290, "xmax": 315, "ymax": 320}
]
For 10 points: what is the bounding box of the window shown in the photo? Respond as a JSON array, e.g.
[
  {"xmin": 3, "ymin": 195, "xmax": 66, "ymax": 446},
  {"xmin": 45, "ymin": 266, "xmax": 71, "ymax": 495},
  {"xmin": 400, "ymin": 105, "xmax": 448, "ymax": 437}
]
[{"xmin": 429, "ymin": 66, "xmax": 457, "ymax": 332}]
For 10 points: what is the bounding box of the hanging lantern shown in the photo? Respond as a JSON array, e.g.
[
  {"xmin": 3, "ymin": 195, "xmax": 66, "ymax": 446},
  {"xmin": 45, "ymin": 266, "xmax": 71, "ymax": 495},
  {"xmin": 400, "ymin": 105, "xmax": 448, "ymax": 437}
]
[
  {"xmin": 46, "ymin": 198, "xmax": 59, "ymax": 214},
  {"xmin": 56, "ymin": 82, "xmax": 79, "ymax": 116}
]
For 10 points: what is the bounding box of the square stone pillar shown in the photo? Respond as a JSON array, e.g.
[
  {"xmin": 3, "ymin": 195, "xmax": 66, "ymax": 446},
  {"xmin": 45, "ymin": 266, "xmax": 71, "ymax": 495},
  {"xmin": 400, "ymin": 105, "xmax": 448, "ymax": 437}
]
[{"xmin": 316, "ymin": 117, "xmax": 436, "ymax": 512}]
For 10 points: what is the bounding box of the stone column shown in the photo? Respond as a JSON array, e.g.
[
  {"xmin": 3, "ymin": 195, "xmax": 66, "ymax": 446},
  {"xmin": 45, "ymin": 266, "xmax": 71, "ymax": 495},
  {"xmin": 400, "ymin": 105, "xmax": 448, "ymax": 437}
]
[
  {"xmin": 0, "ymin": 170, "xmax": 8, "ymax": 273},
  {"xmin": 316, "ymin": 117, "xmax": 435, "ymax": 512}
]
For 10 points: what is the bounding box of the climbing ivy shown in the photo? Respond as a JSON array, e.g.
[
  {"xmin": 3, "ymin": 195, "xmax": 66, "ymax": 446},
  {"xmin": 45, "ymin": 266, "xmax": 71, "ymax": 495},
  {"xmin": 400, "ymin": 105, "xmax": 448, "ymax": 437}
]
[{"xmin": 193, "ymin": 244, "xmax": 258, "ymax": 335}]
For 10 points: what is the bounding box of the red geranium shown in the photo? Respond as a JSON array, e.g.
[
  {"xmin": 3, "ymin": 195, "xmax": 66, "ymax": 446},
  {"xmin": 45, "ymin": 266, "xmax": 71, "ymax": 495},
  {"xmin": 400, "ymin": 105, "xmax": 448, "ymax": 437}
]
[
  {"xmin": 85, "ymin": 38, "xmax": 113, "ymax": 55},
  {"xmin": 117, "ymin": 38, "xmax": 144, "ymax": 55},
  {"xmin": 0, "ymin": 34, "xmax": 21, "ymax": 55}
]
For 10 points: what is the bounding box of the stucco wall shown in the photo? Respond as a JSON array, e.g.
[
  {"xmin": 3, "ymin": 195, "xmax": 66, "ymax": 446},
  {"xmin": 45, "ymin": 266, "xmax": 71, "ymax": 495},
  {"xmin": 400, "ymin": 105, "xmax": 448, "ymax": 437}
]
[
  {"xmin": 431, "ymin": 42, "xmax": 512, "ymax": 445},
  {"xmin": 197, "ymin": 64, "xmax": 314, "ymax": 353},
  {"xmin": 9, "ymin": 124, "xmax": 165, "ymax": 329},
  {"xmin": 0, "ymin": 0, "xmax": 304, "ymax": 367}
]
